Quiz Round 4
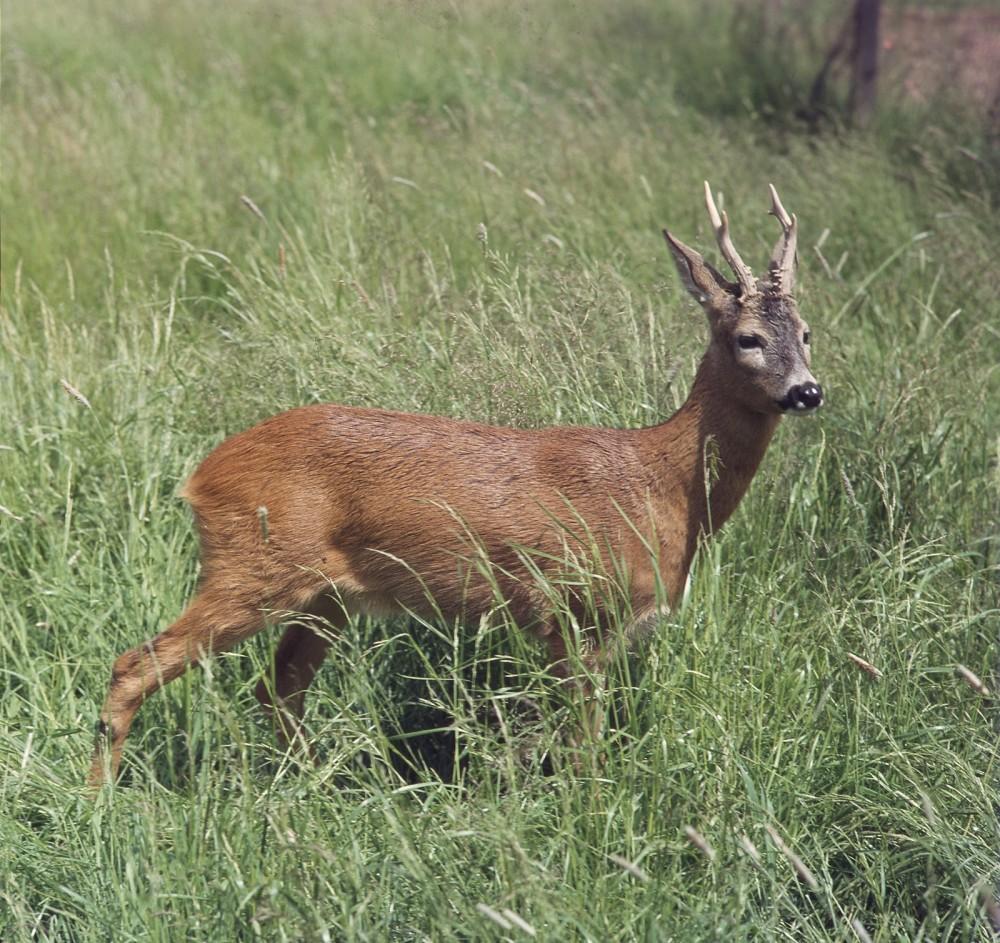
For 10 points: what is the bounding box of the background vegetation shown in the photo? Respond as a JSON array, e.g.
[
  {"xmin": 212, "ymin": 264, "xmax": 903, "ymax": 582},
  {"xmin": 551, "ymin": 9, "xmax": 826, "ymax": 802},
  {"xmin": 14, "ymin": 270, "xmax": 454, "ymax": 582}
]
[{"xmin": 2, "ymin": 0, "xmax": 997, "ymax": 939}]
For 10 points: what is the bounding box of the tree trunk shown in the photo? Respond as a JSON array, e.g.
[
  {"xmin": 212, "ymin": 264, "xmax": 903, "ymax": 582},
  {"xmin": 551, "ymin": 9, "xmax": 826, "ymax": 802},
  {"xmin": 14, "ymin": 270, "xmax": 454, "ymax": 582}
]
[
  {"xmin": 809, "ymin": 0, "xmax": 882, "ymax": 126},
  {"xmin": 848, "ymin": 0, "xmax": 881, "ymax": 125}
]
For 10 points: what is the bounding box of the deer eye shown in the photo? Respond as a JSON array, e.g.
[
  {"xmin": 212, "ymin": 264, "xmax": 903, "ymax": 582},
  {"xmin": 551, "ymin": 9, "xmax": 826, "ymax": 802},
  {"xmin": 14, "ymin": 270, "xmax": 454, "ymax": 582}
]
[
  {"xmin": 737, "ymin": 334, "xmax": 763, "ymax": 350},
  {"xmin": 803, "ymin": 330, "xmax": 811, "ymax": 344}
]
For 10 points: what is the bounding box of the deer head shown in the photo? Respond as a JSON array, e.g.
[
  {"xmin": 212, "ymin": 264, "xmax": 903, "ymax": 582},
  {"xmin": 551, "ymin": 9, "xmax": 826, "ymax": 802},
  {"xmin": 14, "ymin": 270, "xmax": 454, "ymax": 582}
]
[{"xmin": 663, "ymin": 182, "xmax": 822, "ymax": 416}]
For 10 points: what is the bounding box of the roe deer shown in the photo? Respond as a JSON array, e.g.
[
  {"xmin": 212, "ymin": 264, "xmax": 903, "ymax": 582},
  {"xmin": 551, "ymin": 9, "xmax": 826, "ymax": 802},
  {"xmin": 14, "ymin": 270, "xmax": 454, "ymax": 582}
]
[{"xmin": 89, "ymin": 182, "xmax": 822, "ymax": 786}]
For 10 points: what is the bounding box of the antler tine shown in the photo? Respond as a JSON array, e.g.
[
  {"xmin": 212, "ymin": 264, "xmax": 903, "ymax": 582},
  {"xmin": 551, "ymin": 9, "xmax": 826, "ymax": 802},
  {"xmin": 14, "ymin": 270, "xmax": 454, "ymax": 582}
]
[
  {"xmin": 703, "ymin": 181, "xmax": 756, "ymax": 297},
  {"xmin": 767, "ymin": 183, "xmax": 798, "ymax": 294},
  {"xmin": 768, "ymin": 183, "xmax": 793, "ymax": 229}
]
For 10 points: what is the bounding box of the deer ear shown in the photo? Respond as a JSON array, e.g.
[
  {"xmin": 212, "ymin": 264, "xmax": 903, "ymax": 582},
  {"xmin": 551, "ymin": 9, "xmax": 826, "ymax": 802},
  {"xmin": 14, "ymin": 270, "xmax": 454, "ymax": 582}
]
[{"xmin": 662, "ymin": 229, "xmax": 737, "ymax": 311}]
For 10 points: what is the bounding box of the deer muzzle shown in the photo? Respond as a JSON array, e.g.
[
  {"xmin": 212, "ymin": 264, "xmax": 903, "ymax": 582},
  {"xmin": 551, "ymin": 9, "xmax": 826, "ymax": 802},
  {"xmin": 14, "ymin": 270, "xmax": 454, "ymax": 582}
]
[{"xmin": 779, "ymin": 382, "xmax": 824, "ymax": 413}]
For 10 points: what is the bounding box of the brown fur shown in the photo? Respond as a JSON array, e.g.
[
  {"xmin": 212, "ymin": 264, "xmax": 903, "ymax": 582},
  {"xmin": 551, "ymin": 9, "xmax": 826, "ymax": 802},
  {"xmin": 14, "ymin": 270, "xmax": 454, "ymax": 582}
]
[{"xmin": 88, "ymin": 185, "xmax": 819, "ymax": 786}]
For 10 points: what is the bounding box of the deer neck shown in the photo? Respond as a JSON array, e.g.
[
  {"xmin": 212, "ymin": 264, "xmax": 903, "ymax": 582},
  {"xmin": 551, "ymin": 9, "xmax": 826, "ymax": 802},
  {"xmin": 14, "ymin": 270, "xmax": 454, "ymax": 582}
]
[{"xmin": 640, "ymin": 349, "xmax": 780, "ymax": 552}]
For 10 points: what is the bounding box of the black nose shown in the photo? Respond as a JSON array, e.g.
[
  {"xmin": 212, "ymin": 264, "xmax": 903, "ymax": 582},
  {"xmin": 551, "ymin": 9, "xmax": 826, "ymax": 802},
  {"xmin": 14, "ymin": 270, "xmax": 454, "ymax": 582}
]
[{"xmin": 787, "ymin": 382, "xmax": 823, "ymax": 411}]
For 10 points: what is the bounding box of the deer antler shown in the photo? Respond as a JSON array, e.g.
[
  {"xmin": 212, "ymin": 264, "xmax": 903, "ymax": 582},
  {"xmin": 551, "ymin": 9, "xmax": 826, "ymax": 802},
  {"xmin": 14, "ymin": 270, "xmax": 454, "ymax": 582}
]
[
  {"xmin": 767, "ymin": 183, "xmax": 797, "ymax": 294},
  {"xmin": 703, "ymin": 181, "xmax": 757, "ymax": 298}
]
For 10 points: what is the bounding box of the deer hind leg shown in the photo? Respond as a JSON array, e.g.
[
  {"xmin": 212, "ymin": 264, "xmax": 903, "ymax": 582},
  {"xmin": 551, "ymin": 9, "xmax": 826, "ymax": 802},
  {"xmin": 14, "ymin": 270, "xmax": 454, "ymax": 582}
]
[
  {"xmin": 255, "ymin": 592, "xmax": 348, "ymax": 755},
  {"xmin": 89, "ymin": 586, "xmax": 281, "ymax": 788}
]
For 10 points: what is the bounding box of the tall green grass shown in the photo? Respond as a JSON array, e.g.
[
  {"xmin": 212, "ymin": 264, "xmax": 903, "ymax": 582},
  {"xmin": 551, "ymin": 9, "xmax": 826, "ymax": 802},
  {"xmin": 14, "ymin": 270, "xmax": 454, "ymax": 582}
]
[{"xmin": 2, "ymin": 1, "xmax": 998, "ymax": 939}]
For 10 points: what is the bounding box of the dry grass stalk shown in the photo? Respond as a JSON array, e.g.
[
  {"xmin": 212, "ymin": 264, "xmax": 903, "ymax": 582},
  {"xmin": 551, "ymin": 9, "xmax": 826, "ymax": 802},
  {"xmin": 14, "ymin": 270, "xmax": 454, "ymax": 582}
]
[
  {"xmin": 475, "ymin": 903, "xmax": 512, "ymax": 930},
  {"xmin": 608, "ymin": 853, "xmax": 650, "ymax": 882},
  {"xmin": 352, "ymin": 279, "xmax": 374, "ymax": 311},
  {"xmin": 847, "ymin": 652, "xmax": 883, "ymax": 679},
  {"xmin": 501, "ymin": 908, "xmax": 536, "ymax": 937},
  {"xmin": 956, "ymin": 664, "xmax": 990, "ymax": 696},
  {"xmin": 59, "ymin": 379, "xmax": 91, "ymax": 409},
  {"xmin": 684, "ymin": 826, "xmax": 716, "ymax": 861},
  {"xmin": 0, "ymin": 504, "xmax": 25, "ymax": 522},
  {"xmin": 239, "ymin": 194, "xmax": 267, "ymax": 222},
  {"xmin": 849, "ymin": 916, "xmax": 874, "ymax": 942},
  {"xmin": 765, "ymin": 824, "xmax": 820, "ymax": 891},
  {"xmin": 737, "ymin": 833, "xmax": 763, "ymax": 866},
  {"xmin": 920, "ymin": 791, "xmax": 937, "ymax": 826}
]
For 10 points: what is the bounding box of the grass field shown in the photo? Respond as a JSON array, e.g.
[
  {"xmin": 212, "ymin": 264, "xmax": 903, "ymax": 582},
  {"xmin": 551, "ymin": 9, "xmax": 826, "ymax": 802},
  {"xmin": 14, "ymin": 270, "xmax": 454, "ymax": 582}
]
[{"xmin": 2, "ymin": 1, "xmax": 998, "ymax": 939}]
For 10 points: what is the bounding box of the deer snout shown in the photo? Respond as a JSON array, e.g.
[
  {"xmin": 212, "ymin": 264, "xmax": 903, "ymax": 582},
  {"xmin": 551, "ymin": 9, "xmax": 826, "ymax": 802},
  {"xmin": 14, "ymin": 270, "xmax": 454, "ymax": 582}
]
[{"xmin": 781, "ymin": 382, "xmax": 823, "ymax": 413}]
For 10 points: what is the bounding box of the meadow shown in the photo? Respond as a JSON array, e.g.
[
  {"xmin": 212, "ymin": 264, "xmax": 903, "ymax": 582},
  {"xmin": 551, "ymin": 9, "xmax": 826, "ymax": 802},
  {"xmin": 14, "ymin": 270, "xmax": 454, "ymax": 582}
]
[{"xmin": 1, "ymin": 1, "xmax": 998, "ymax": 939}]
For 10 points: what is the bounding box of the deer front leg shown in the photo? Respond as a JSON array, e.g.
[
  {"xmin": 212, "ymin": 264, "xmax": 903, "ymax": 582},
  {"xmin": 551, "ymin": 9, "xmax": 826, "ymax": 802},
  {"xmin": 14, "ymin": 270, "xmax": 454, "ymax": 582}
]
[
  {"xmin": 255, "ymin": 621, "xmax": 343, "ymax": 757},
  {"xmin": 545, "ymin": 632, "xmax": 606, "ymax": 771}
]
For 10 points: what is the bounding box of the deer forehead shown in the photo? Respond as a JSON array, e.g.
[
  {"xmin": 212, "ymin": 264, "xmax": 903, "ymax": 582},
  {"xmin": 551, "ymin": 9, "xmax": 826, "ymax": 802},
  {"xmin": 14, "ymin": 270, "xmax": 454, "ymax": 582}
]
[{"xmin": 731, "ymin": 295, "xmax": 804, "ymax": 334}]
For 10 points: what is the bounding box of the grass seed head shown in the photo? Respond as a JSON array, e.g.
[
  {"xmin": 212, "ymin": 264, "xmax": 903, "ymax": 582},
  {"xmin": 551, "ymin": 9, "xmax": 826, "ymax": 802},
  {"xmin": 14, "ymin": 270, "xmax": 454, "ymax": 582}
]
[
  {"xmin": 475, "ymin": 903, "xmax": 512, "ymax": 931},
  {"xmin": 684, "ymin": 825, "xmax": 716, "ymax": 861},
  {"xmin": 59, "ymin": 378, "xmax": 91, "ymax": 409},
  {"xmin": 956, "ymin": 665, "xmax": 990, "ymax": 696},
  {"xmin": 765, "ymin": 825, "xmax": 820, "ymax": 892},
  {"xmin": 608, "ymin": 853, "xmax": 650, "ymax": 882},
  {"xmin": 847, "ymin": 652, "xmax": 883, "ymax": 680}
]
